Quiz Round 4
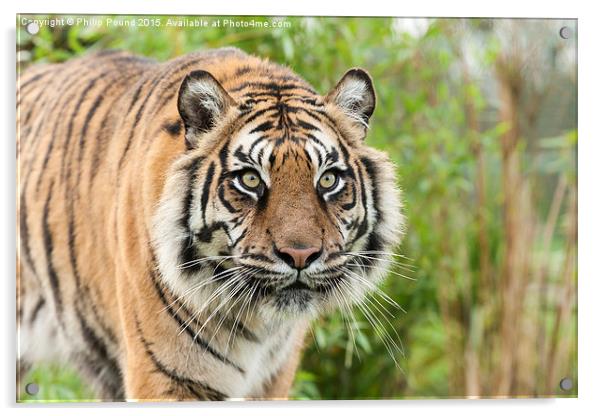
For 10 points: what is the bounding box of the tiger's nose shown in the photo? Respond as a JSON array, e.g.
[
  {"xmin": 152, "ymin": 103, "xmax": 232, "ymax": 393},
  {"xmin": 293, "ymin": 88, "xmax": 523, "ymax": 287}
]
[{"xmin": 275, "ymin": 246, "xmax": 322, "ymax": 270}]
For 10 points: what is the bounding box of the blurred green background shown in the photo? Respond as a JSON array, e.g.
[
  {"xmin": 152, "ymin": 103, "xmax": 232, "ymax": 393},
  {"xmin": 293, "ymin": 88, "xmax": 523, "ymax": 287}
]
[{"xmin": 17, "ymin": 15, "xmax": 577, "ymax": 401}]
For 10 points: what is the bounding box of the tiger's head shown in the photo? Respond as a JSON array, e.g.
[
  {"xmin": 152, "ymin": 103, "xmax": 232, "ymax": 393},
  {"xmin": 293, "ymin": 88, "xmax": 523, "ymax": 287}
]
[{"xmin": 153, "ymin": 63, "xmax": 403, "ymax": 323}]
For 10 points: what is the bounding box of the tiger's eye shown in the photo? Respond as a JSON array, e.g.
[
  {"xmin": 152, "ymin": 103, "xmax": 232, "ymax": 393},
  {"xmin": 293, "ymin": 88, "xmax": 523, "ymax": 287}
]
[
  {"xmin": 319, "ymin": 171, "xmax": 337, "ymax": 190},
  {"xmin": 241, "ymin": 170, "xmax": 261, "ymax": 189}
]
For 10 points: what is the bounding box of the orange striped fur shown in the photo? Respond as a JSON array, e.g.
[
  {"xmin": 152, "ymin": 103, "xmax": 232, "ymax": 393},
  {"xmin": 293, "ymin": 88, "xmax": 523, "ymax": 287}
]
[{"xmin": 17, "ymin": 48, "xmax": 403, "ymax": 401}]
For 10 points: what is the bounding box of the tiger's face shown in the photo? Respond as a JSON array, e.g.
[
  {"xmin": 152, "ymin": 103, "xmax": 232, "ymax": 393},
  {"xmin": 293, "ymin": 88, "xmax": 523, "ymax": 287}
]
[{"xmin": 154, "ymin": 67, "xmax": 403, "ymax": 323}]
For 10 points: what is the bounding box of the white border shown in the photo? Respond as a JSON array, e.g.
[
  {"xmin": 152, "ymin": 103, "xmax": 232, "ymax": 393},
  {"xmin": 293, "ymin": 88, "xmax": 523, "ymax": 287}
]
[{"xmin": 3, "ymin": 1, "xmax": 601, "ymax": 415}]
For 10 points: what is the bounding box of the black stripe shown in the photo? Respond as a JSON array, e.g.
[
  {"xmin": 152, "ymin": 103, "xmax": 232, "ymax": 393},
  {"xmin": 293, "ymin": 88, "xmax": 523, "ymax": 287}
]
[
  {"xmin": 241, "ymin": 91, "xmax": 318, "ymax": 102},
  {"xmin": 77, "ymin": 93, "xmax": 105, "ymax": 166},
  {"xmin": 218, "ymin": 138, "xmax": 231, "ymax": 186},
  {"xmin": 29, "ymin": 296, "xmax": 45, "ymax": 325},
  {"xmin": 81, "ymin": 285, "xmax": 119, "ymax": 345},
  {"xmin": 178, "ymin": 158, "xmax": 204, "ymax": 272},
  {"xmin": 248, "ymin": 135, "xmax": 268, "ymax": 157},
  {"xmin": 21, "ymin": 82, "xmax": 57, "ymax": 162},
  {"xmin": 200, "ymin": 162, "xmax": 216, "ymax": 224},
  {"xmin": 351, "ymin": 160, "xmax": 369, "ymax": 244},
  {"xmin": 116, "ymin": 77, "xmax": 156, "ymax": 170},
  {"xmin": 196, "ymin": 221, "xmax": 233, "ymax": 244},
  {"xmin": 312, "ymin": 108, "xmax": 340, "ymax": 133},
  {"xmin": 19, "ymin": 182, "xmax": 38, "ymax": 278},
  {"xmin": 230, "ymin": 81, "xmax": 317, "ymax": 95},
  {"xmin": 291, "ymin": 106, "xmax": 324, "ymax": 123},
  {"xmin": 21, "ymin": 88, "xmax": 47, "ymax": 126},
  {"xmin": 341, "ymin": 182, "xmax": 358, "ymax": 210},
  {"xmin": 243, "ymin": 253, "xmax": 274, "ymax": 264},
  {"xmin": 233, "ymin": 64, "xmax": 254, "ymax": 77},
  {"xmin": 66, "ymin": 195, "xmax": 83, "ymax": 290},
  {"xmin": 230, "ymin": 228, "xmax": 247, "ymax": 248},
  {"xmin": 337, "ymin": 134, "xmax": 352, "ymax": 166},
  {"xmin": 249, "ymin": 121, "xmax": 273, "ymax": 134},
  {"xmin": 162, "ymin": 119, "xmax": 182, "ymax": 137},
  {"xmin": 358, "ymin": 156, "xmax": 385, "ymax": 254},
  {"xmin": 219, "ymin": 184, "xmax": 239, "ymax": 214},
  {"xmin": 325, "ymin": 148, "xmax": 339, "ymax": 164},
  {"xmin": 238, "ymin": 98, "xmax": 273, "ymax": 110},
  {"xmin": 41, "ymin": 181, "xmax": 63, "ymax": 318},
  {"xmin": 365, "ymin": 230, "xmax": 385, "ymax": 255},
  {"xmin": 297, "ymin": 119, "xmax": 319, "ymax": 131},
  {"xmin": 360, "ymin": 157, "xmax": 382, "ymax": 222},
  {"xmin": 149, "ymin": 266, "xmax": 245, "ymax": 374},
  {"xmin": 19, "ymin": 69, "xmax": 53, "ymax": 92},
  {"xmin": 152, "ymin": 88, "xmax": 179, "ymax": 115},
  {"xmin": 180, "ymin": 158, "xmax": 203, "ymax": 233},
  {"xmin": 257, "ymin": 147, "xmax": 266, "ymax": 166},
  {"xmin": 125, "ymin": 79, "xmax": 147, "ymax": 116},
  {"xmin": 233, "ymin": 146, "xmax": 251, "ymax": 165},
  {"xmin": 134, "ymin": 315, "xmax": 227, "ymax": 400},
  {"xmin": 75, "ymin": 307, "xmax": 124, "ymax": 398},
  {"xmin": 149, "ymin": 76, "xmax": 185, "ymax": 115},
  {"xmin": 179, "ymin": 239, "xmax": 200, "ymax": 274},
  {"xmin": 276, "ymin": 102, "xmax": 292, "ymax": 130},
  {"xmin": 242, "ymin": 107, "xmax": 278, "ymax": 125},
  {"xmin": 307, "ymin": 133, "xmax": 328, "ymax": 153},
  {"xmin": 302, "ymin": 147, "xmax": 315, "ymax": 166}
]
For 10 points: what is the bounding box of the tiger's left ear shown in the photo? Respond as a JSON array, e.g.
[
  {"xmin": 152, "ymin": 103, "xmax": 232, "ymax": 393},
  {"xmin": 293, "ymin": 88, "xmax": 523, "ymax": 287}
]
[
  {"xmin": 178, "ymin": 70, "xmax": 236, "ymax": 149},
  {"xmin": 325, "ymin": 68, "xmax": 376, "ymax": 130}
]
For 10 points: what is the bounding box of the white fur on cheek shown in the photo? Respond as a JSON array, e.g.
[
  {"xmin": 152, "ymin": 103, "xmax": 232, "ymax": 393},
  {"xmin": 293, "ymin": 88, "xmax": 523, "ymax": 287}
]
[{"xmin": 152, "ymin": 160, "xmax": 197, "ymax": 296}]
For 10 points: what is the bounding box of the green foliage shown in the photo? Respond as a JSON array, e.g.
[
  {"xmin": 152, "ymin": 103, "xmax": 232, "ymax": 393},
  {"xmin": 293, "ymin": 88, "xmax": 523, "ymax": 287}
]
[
  {"xmin": 20, "ymin": 364, "xmax": 94, "ymax": 402},
  {"xmin": 17, "ymin": 15, "xmax": 577, "ymax": 401}
]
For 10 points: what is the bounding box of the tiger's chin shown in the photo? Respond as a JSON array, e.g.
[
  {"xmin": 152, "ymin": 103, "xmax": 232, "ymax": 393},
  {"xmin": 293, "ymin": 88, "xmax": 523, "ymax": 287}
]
[
  {"xmin": 270, "ymin": 286, "xmax": 320, "ymax": 314},
  {"xmin": 260, "ymin": 289, "xmax": 324, "ymax": 322},
  {"xmin": 257, "ymin": 276, "xmax": 362, "ymax": 323}
]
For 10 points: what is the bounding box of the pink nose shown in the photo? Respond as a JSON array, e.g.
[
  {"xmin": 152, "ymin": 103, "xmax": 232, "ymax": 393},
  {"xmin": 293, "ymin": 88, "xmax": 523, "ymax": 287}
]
[{"xmin": 277, "ymin": 246, "xmax": 321, "ymax": 269}]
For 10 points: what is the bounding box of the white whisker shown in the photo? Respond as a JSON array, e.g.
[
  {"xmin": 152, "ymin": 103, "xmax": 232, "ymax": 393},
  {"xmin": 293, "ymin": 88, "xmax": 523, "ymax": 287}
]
[
  {"xmin": 176, "ymin": 254, "xmax": 242, "ymax": 270},
  {"xmin": 342, "ymin": 253, "xmax": 416, "ymax": 275}
]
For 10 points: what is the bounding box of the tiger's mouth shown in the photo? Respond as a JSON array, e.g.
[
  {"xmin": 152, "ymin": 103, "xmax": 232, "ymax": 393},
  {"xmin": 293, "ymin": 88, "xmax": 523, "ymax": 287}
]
[
  {"xmin": 197, "ymin": 256, "xmax": 370, "ymax": 314},
  {"xmin": 232, "ymin": 265, "xmax": 349, "ymax": 313}
]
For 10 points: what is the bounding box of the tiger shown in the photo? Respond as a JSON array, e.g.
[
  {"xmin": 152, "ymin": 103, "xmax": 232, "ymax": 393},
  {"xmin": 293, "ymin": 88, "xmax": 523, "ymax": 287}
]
[{"xmin": 17, "ymin": 47, "xmax": 404, "ymax": 401}]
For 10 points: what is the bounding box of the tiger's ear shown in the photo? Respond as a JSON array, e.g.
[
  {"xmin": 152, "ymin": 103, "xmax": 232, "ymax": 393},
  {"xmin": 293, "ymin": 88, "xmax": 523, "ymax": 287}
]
[
  {"xmin": 177, "ymin": 70, "xmax": 236, "ymax": 148},
  {"xmin": 325, "ymin": 68, "xmax": 376, "ymax": 130}
]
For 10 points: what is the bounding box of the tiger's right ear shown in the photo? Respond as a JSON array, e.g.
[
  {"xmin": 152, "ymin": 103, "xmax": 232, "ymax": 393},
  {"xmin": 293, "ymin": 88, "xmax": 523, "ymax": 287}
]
[{"xmin": 177, "ymin": 70, "xmax": 236, "ymax": 148}]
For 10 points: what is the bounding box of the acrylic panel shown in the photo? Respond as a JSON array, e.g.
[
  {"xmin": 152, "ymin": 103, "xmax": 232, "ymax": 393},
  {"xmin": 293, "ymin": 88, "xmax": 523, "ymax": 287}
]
[{"xmin": 16, "ymin": 14, "xmax": 577, "ymax": 402}]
